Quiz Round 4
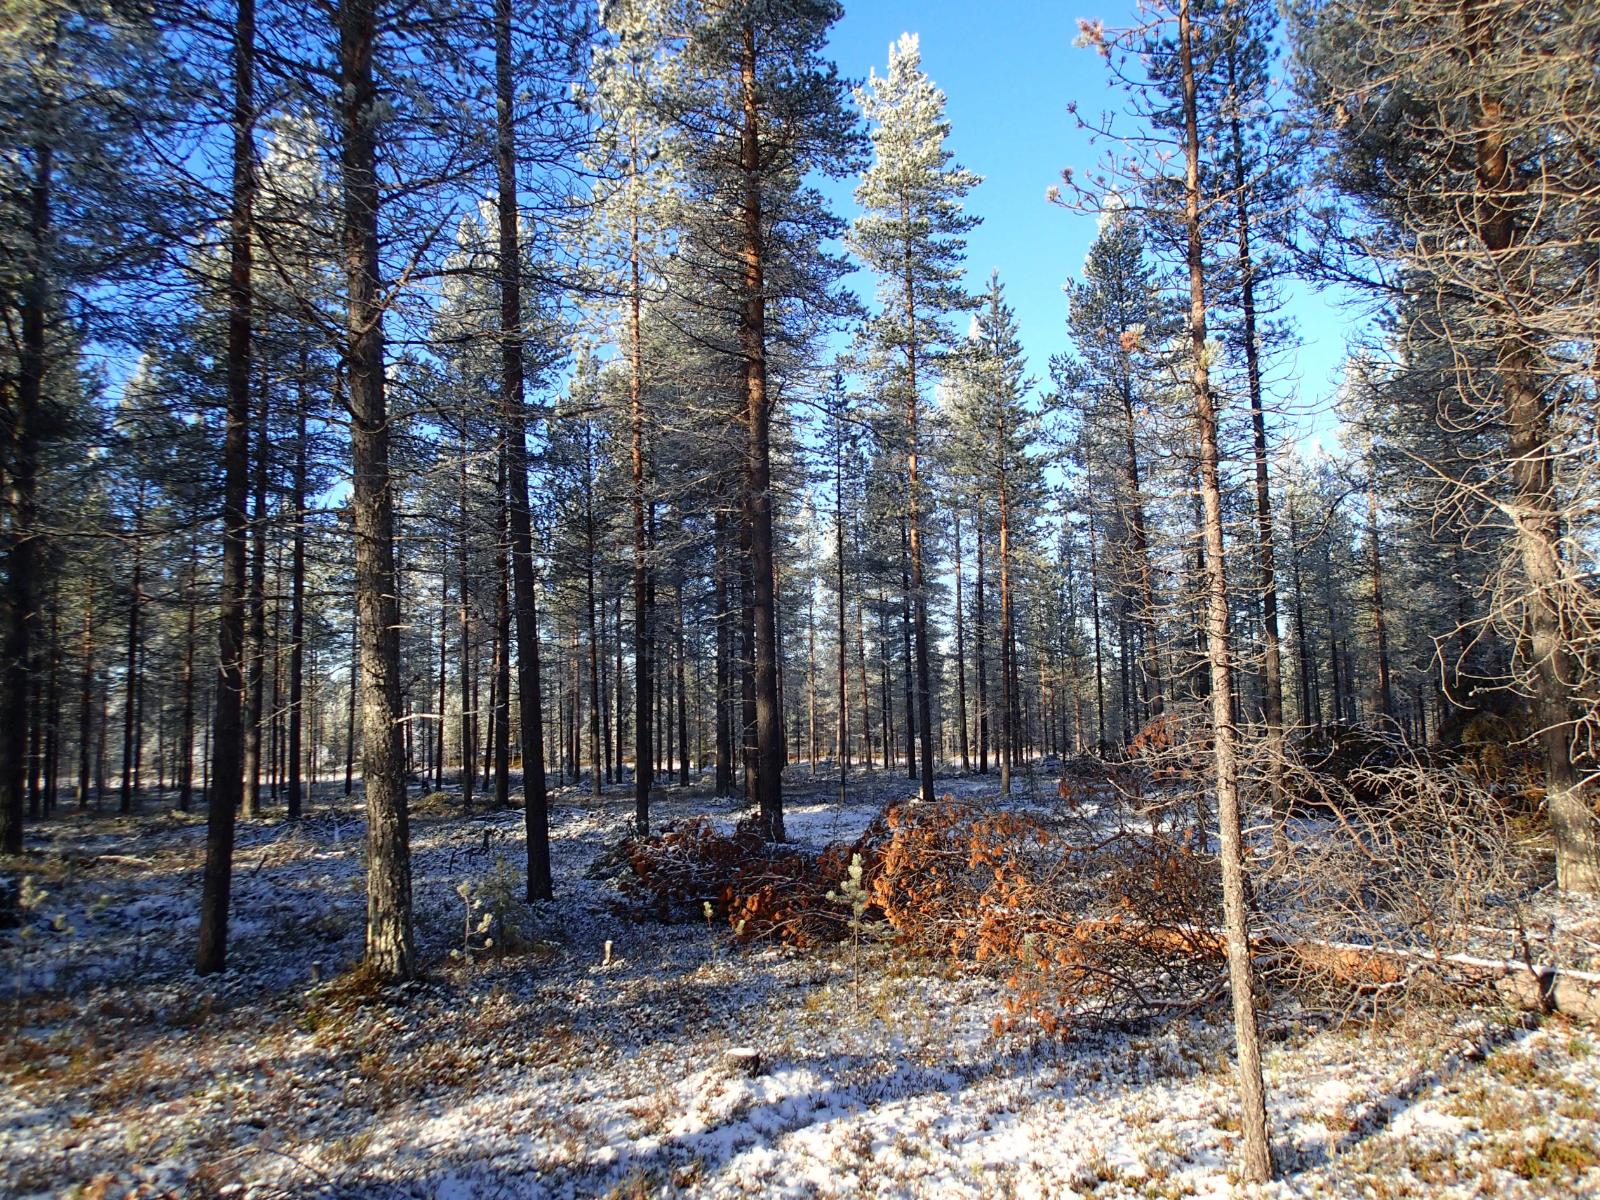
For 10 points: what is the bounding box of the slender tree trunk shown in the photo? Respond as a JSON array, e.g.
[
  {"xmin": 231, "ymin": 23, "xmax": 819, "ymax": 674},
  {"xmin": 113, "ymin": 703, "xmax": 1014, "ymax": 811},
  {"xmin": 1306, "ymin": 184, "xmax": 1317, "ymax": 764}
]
[
  {"xmin": 741, "ymin": 514, "xmax": 757, "ymax": 804},
  {"xmin": 584, "ymin": 426, "xmax": 603, "ymax": 797},
  {"xmin": 855, "ymin": 580, "xmax": 872, "ymax": 770},
  {"xmin": 878, "ymin": 593, "xmax": 893, "ymax": 771},
  {"xmin": 43, "ymin": 601, "xmax": 60, "ymax": 816},
  {"xmin": 269, "ymin": 543, "xmax": 283, "ymax": 803},
  {"xmin": 179, "ymin": 530, "xmax": 199, "ymax": 811},
  {"xmin": 998, "ymin": 464, "xmax": 1014, "ymax": 795},
  {"xmin": 344, "ymin": 610, "xmax": 357, "ymax": 796},
  {"xmin": 1365, "ymin": 475, "xmax": 1394, "ymax": 722},
  {"xmin": 601, "ymin": 584, "xmax": 613, "ymax": 784},
  {"xmin": 899, "ymin": 518, "xmax": 916, "ymax": 778},
  {"xmin": 975, "ymin": 505, "xmax": 989, "ymax": 773},
  {"xmin": 197, "ymin": 0, "xmax": 253, "ymax": 973},
  {"xmin": 627, "ymin": 180, "xmax": 653, "ymax": 834},
  {"xmin": 287, "ymin": 356, "xmax": 308, "ymax": 819},
  {"xmin": 1117, "ymin": 373, "xmax": 1163, "ymax": 717},
  {"xmin": 1324, "ymin": 538, "xmax": 1344, "ymax": 726},
  {"xmin": 954, "ymin": 509, "xmax": 970, "ymax": 773},
  {"xmin": 806, "ymin": 575, "xmax": 817, "ymax": 771},
  {"xmin": 493, "ymin": 440, "xmax": 511, "ymax": 807},
  {"xmin": 1226, "ymin": 61, "xmax": 1286, "ymax": 831},
  {"xmin": 713, "ymin": 507, "xmax": 732, "ymax": 794},
  {"xmin": 615, "ymin": 591, "xmax": 626, "ymax": 791},
  {"xmin": 458, "ymin": 408, "xmax": 474, "ymax": 807},
  {"xmin": 836, "ymin": 434, "xmax": 849, "ymax": 801},
  {"xmin": 1180, "ymin": 0, "xmax": 1271, "ymax": 1177},
  {"xmin": 676, "ymin": 574, "xmax": 688, "ymax": 787},
  {"xmin": 342, "ymin": 0, "xmax": 414, "ymax": 977},
  {"xmin": 903, "ymin": 270, "xmax": 936, "ymax": 803},
  {"xmin": 241, "ymin": 361, "xmax": 269, "ymax": 819},
  {"xmin": 1287, "ymin": 492, "xmax": 1314, "ymax": 728},
  {"xmin": 76, "ymin": 587, "xmax": 94, "ymax": 808},
  {"xmin": 1085, "ymin": 486, "xmax": 1107, "ymax": 754},
  {"xmin": 495, "ymin": 0, "xmax": 551, "ymax": 901},
  {"xmin": 120, "ymin": 491, "xmax": 145, "ymax": 814}
]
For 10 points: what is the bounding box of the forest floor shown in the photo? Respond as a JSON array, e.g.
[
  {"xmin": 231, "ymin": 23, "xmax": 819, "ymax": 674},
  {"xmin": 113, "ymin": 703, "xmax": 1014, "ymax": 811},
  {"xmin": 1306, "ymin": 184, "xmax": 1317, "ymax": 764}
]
[{"xmin": 3, "ymin": 770, "xmax": 1600, "ymax": 1198}]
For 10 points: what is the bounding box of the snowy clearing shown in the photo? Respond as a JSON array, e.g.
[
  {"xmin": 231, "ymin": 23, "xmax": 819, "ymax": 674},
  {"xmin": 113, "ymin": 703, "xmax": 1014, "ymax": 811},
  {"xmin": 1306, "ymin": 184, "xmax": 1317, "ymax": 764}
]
[{"xmin": 4, "ymin": 775, "xmax": 1600, "ymax": 1199}]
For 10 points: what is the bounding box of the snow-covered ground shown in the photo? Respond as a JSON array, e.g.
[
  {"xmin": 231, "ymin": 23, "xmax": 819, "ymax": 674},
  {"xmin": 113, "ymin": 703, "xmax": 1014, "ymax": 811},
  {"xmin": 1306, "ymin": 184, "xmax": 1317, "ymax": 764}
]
[{"xmin": 3, "ymin": 773, "xmax": 1599, "ymax": 1198}]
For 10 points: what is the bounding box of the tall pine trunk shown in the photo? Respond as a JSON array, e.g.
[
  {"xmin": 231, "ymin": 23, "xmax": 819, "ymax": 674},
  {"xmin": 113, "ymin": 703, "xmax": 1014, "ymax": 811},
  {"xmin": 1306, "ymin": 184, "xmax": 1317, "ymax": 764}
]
[
  {"xmin": 342, "ymin": 0, "xmax": 415, "ymax": 977},
  {"xmin": 495, "ymin": 0, "xmax": 551, "ymax": 900},
  {"xmin": 1180, "ymin": 0, "xmax": 1271, "ymax": 1177},
  {"xmin": 904, "ymin": 276, "xmax": 936, "ymax": 802},
  {"xmin": 739, "ymin": 22, "xmax": 784, "ymax": 840},
  {"xmin": 197, "ymin": 0, "xmax": 253, "ymax": 973}
]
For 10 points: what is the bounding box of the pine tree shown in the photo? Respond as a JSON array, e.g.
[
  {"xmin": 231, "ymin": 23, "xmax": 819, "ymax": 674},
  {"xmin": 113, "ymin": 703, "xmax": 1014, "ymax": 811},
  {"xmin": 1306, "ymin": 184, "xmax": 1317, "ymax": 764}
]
[
  {"xmin": 1292, "ymin": 0, "xmax": 1600, "ymax": 892},
  {"xmin": 1062, "ymin": 210, "xmax": 1172, "ymax": 734},
  {"xmin": 660, "ymin": 0, "xmax": 861, "ymax": 840},
  {"xmin": 851, "ymin": 32, "xmax": 980, "ymax": 804},
  {"xmin": 948, "ymin": 272, "xmax": 1043, "ymax": 794}
]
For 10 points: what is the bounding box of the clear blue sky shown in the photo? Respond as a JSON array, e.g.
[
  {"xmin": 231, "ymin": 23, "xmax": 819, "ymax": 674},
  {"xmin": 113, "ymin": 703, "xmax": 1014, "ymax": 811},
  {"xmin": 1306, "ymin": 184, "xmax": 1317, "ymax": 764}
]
[{"xmin": 822, "ymin": 0, "xmax": 1353, "ymax": 441}]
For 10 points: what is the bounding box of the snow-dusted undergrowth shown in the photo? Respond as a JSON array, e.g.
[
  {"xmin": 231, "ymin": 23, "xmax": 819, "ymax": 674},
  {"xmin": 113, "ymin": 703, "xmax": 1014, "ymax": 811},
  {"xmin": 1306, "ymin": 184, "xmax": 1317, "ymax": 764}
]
[{"xmin": 3, "ymin": 774, "xmax": 1598, "ymax": 1198}]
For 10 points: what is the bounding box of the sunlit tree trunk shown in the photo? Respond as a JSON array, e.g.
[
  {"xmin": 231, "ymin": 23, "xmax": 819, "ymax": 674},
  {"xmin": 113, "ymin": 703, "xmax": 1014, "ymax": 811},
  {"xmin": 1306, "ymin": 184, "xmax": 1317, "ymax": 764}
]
[{"xmin": 1180, "ymin": 0, "xmax": 1271, "ymax": 1178}]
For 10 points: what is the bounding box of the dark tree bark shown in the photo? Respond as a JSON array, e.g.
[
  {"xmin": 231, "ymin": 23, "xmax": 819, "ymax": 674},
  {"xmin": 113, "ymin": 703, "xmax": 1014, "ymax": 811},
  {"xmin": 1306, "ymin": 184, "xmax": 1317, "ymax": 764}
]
[
  {"xmin": 197, "ymin": 0, "xmax": 253, "ymax": 974},
  {"xmin": 341, "ymin": 0, "xmax": 415, "ymax": 978},
  {"xmin": 495, "ymin": 0, "xmax": 551, "ymax": 900},
  {"xmin": 903, "ymin": 275, "xmax": 936, "ymax": 803},
  {"xmin": 738, "ymin": 22, "xmax": 784, "ymax": 840}
]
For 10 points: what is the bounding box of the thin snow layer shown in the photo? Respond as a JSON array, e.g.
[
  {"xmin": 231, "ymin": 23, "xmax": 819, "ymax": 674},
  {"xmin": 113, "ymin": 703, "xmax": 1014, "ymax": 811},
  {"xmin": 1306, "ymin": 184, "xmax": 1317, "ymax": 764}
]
[{"xmin": 3, "ymin": 775, "xmax": 1600, "ymax": 1199}]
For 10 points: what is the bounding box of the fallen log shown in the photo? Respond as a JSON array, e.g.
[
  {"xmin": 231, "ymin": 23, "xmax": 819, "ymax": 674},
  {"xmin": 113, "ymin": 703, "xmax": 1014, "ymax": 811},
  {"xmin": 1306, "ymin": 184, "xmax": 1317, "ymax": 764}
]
[{"xmin": 1056, "ymin": 916, "xmax": 1600, "ymax": 1024}]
